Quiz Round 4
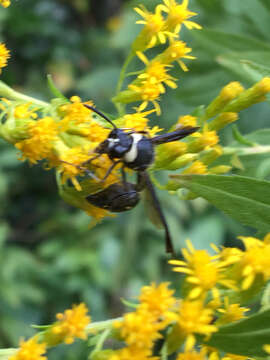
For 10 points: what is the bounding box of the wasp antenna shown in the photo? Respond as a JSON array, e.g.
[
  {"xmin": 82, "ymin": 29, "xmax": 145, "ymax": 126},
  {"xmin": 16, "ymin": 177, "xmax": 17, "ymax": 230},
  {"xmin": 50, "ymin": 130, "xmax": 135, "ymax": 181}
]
[{"xmin": 84, "ymin": 104, "xmax": 117, "ymax": 129}]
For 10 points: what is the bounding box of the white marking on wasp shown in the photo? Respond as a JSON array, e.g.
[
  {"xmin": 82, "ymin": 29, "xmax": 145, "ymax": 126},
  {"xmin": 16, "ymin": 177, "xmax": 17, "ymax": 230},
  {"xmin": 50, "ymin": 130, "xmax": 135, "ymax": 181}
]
[
  {"xmin": 124, "ymin": 133, "xmax": 143, "ymax": 163},
  {"xmin": 108, "ymin": 138, "xmax": 119, "ymax": 149}
]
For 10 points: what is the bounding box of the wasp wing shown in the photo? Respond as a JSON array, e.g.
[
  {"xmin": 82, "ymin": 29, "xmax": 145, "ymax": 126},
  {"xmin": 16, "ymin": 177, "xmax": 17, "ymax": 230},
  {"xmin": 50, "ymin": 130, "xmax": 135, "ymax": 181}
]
[
  {"xmin": 139, "ymin": 171, "xmax": 174, "ymax": 255},
  {"xmin": 151, "ymin": 126, "xmax": 199, "ymax": 145}
]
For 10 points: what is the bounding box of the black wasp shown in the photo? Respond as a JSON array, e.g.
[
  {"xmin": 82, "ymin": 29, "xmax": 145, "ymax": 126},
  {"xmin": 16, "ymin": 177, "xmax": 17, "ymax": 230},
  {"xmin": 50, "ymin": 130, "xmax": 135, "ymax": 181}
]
[{"xmin": 84, "ymin": 104, "xmax": 199, "ymax": 255}]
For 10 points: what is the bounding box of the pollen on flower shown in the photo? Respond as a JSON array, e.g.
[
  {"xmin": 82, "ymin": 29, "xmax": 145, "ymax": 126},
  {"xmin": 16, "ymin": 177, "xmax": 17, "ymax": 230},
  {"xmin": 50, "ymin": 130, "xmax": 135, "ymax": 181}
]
[
  {"xmin": 9, "ymin": 337, "xmax": 47, "ymax": 360},
  {"xmin": 158, "ymin": 0, "xmax": 202, "ymax": 33},
  {"xmin": 139, "ymin": 282, "xmax": 176, "ymax": 318},
  {"xmin": 0, "ymin": 43, "xmax": 10, "ymax": 72},
  {"xmin": 15, "ymin": 117, "xmax": 59, "ymax": 164},
  {"xmin": 52, "ymin": 303, "xmax": 91, "ymax": 344},
  {"xmin": 122, "ymin": 110, "xmax": 153, "ymax": 132}
]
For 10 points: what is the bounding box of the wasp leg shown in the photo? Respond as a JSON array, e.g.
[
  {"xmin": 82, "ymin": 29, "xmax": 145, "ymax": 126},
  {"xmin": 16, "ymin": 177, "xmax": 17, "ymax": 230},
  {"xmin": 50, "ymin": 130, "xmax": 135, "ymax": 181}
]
[
  {"xmin": 59, "ymin": 160, "xmax": 99, "ymax": 181},
  {"xmin": 100, "ymin": 160, "xmax": 122, "ymax": 182},
  {"xmin": 81, "ymin": 153, "xmax": 101, "ymax": 167}
]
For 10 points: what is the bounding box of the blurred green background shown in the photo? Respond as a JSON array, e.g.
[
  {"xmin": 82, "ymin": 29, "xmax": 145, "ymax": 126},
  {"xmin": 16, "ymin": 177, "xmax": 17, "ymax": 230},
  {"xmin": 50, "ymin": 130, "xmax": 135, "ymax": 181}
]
[{"xmin": 0, "ymin": 0, "xmax": 270, "ymax": 358}]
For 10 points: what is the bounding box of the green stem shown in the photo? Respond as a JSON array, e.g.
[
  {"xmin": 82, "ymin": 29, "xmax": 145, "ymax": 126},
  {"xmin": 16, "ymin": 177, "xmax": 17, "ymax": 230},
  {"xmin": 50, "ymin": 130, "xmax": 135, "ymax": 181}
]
[
  {"xmin": 223, "ymin": 145, "xmax": 270, "ymax": 156},
  {"xmin": 114, "ymin": 51, "xmax": 135, "ymax": 116},
  {"xmin": 86, "ymin": 317, "xmax": 122, "ymax": 333},
  {"xmin": 0, "ymin": 81, "xmax": 49, "ymax": 107},
  {"xmin": 0, "ymin": 348, "xmax": 17, "ymax": 359}
]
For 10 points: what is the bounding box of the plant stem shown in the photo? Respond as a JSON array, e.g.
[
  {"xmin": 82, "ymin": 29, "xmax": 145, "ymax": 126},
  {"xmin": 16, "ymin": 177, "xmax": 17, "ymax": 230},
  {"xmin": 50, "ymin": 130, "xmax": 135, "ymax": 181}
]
[
  {"xmin": 86, "ymin": 317, "xmax": 122, "ymax": 334},
  {"xmin": 114, "ymin": 51, "xmax": 135, "ymax": 116},
  {"xmin": 223, "ymin": 145, "xmax": 270, "ymax": 156},
  {"xmin": 0, "ymin": 81, "xmax": 49, "ymax": 107}
]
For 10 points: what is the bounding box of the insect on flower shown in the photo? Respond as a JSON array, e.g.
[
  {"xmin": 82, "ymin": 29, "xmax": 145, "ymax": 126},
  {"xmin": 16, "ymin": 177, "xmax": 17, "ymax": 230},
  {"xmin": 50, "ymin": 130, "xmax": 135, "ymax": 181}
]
[{"xmin": 84, "ymin": 104, "xmax": 199, "ymax": 255}]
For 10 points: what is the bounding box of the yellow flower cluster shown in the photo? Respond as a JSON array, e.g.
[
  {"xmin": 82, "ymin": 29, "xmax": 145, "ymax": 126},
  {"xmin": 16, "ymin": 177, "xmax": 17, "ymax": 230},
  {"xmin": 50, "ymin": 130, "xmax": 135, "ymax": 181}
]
[
  {"xmin": 8, "ymin": 234, "xmax": 270, "ymax": 360},
  {"xmin": 112, "ymin": 282, "xmax": 176, "ymax": 359},
  {"xmin": 107, "ymin": 234, "xmax": 270, "ymax": 359},
  {"xmin": 9, "ymin": 338, "xmax": 47, "ymax": 360},
  {"xmin": 9, "ymin": 303, "xmax": 90, "ymax": 360},
  {"xmin": 0, "ymin": 43, "xmax": 10, "ymax": 72},
  {"xmin": 113, "ymin": 0, "xmax": 199, "ymax": 114},
  {"xmin": 0, "ymin": 0, "xmax": 10, "ymax": 7},
  {"xmin": 51, "ymin": 303, "xmax": 91, "ymax": 344}
]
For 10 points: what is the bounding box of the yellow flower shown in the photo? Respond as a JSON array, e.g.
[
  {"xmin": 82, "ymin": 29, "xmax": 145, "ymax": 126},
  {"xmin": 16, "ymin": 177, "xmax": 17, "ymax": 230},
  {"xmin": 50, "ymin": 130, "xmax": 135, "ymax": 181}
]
[
  {"xmin": 137, "ymin": 52, "xmax": 178, "ymax": 89},
  {"xmin": 159, "ymin": 40, "xmax": 195, "ymax": 71},
  {"xmin": 0, "ymin": 0, "xmax": 10, "ymax": 7},
  {"xmin": 122, "ymin": 109, "xmax": 153, "ymax": 132},
  {"xmin": 177, "ymin": 348, "xmax": 207, "ymax": 360},
  {"xmin": 15, "ymin": 117, "xmax": 59, "ymax": 164},
  {"xmin": 114, "ymin": 309, "xmax": 163, "ymax": 349},
  {"xmin": 110, "ymin": 346, "xmax": 157, "ymax": 360},
  {"xmin": 14, "ymin": 102, "xmax": 38, "ymax": 119},
  {"xmin": 209, "ymin": 112, "xmax": 238, "ymax": 131},
  {"xmin": 57, "ymin": 147, "xmax": 92, "ymax": 191},
  {"xmin": 129, "ymin": 79, "xmax": 162, "ymax": 115},
  {"xmin": 85, "ymin": 203, "xmax": 110, "ymax": 221},
  {"xmin": 0, "ymin": 43, "xmax": 10, "ymax": 72},
  {"xmin": 206, "ymin": 82, "xmax": 244, "ymax": 118},
  {"xmin": 59, "ymin": 98, "xmax": 94, "ymax": 130},
  {"xmin": 176, "ymin": 299, "xmax": 217, "ymax": 350},
  {"xmin": 9, "ymin": 337, "xmax": 47, "ymax": 360},
  {"xmin": 138, "ymin": 282, "xmax": 176, "ymax": 319},
  {"xmin": 188, "ymin": 129, "xmax": 219, "ymax": 152},
  {"xmin": 170, "ymin": 240, "xmax": 237, "ymax": 300},
  {"xmin": 51, "ymin": 303, "xmax": 91, "ymax": 344},
  {"xmin": 182, "ymin": 160, "xmax": 207, "ymax": 175},
  {"xmin": 177, "ymin": 115, "xmax": 198, "ymax": 127},
  {"xmin": 133, "ymin": 5, "xmax": 175, "ymax": 51},
  {"xmin": 237, "ymin": 234, "xmax": 270, "ymax": 290},
  {"xmin": 158, "ymin": 0, "xmax": 202, "ymax": 33},
  {"xmin": 217, "ymin": 297, "xmax": 249, "ymax": 325}
]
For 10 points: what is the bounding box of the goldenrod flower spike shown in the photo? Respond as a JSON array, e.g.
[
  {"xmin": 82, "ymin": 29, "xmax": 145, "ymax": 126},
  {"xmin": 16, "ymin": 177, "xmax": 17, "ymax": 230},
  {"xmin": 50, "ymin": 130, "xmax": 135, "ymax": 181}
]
[{"xmin": 8, "ymin": 337, "xmax": 47, "ymax": 360}]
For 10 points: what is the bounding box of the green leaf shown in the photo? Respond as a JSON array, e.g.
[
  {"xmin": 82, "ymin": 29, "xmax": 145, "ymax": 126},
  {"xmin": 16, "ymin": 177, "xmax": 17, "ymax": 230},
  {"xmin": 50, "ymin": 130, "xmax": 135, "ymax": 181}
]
[
  {"xmin": 192, "ymin": 29, "xmax": 270, "ymax": 55},
  {"xmin": 205, "ymin": 308, "xmax": 270, "ymax": 357},
  {"xmin": 170, "ymin": 174, "xmax": 270, "ymax": 233}
]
